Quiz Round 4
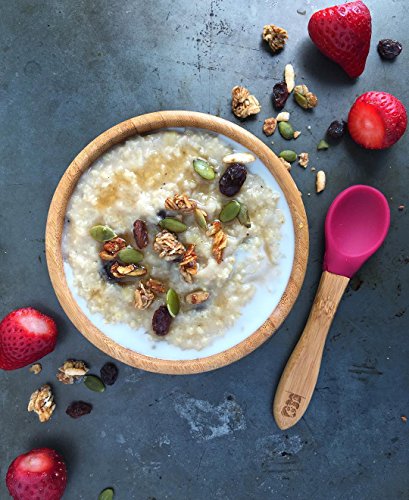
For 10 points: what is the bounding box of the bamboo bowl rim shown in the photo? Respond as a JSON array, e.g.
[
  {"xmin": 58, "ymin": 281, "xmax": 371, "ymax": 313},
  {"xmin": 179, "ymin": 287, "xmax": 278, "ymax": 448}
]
[{"xmin": 45, "ymin": 111, "xmax": 309, "ymax": 374}]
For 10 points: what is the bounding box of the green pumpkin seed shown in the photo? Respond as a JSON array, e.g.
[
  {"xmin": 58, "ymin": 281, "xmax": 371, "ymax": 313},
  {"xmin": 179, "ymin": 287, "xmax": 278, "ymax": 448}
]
[
  {"xmin": 90, "ymin": 225, "xmax": 116, "ymax": 242},
  {"xmin": 166, "ymin": 288, "xmax": 180, "ymax": 318},
  {"xmin": 238, "ymin": 203, "xmax": 251, "ymax": 228},
  {"xmin": 219, "ymin": 200, "xmax": 241, "ymax": 223},
  {"xmin": 84, "ymin": 375, "xmax": 105, "ymax": 393},
  {"xmin": 159, "ymin": 218, "xmax": 187, "ymax": 233},
  {"xmin": 279, "ymin": 150, "xmax": 297, "ymax": 163},
  {"xmin": 99, "ymin": 488, "xmax": 114, "ymax": 500},
  {"xmin": 278, "ymin": 121, "xmax": 295, "ymax": 140},
  {"xmin": 117, "ymin": 247, "xmax": 143, "ymax": 264},
  {"xmin": 194, "ymin": 208, "xmax": 208, "ymax": 231},
  {"xmin": 317, "ymin": 139, "xmax": 329, "ymax": 150},
  {"xmin": 193, "ymin": 158, "xmax": 216, "ymax": 180}
]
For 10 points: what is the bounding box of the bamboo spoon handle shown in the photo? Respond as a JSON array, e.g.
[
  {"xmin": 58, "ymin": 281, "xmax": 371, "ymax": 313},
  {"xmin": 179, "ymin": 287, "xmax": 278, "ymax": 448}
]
[{"xmin": 273, "ymin": 271, "xmax": 350, "ymax": 430}]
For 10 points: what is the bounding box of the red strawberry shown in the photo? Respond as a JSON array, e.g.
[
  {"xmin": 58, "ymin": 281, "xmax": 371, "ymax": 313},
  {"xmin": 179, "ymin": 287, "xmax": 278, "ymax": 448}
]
[
  {"xmin": 6, "ymin": 448, "xmax": 67, "ymax": 500},
  {"xmin": 348, "ymin": 91, "xmax": 407, "ymax": 149},
  {"xmin": 0, "ymin": 308, "xmax": 57, "ymax": 370},
  {"xmin": 308, "ymin": 1, "xmax": 371, "ymax": 78}
]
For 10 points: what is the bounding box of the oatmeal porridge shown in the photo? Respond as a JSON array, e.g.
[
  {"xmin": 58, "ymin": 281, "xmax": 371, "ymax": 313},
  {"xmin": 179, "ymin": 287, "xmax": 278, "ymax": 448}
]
[{"xmin": 63, "ymin": 130, "xmax": 284, "ymax": 350}]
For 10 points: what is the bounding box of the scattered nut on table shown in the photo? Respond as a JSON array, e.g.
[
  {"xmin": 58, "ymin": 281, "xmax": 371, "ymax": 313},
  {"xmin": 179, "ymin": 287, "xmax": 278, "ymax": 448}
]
[
  {"xmin": 276, "ymin": 111, "xmax": 290, "ymax": 122},
  {"xmin": 29, "ymin": 363, "xmax": 42, "ymax": 375},
  {"xmin": 298, "ymin": 153, "xmax": 309, "ymax": 168},
  {"xmin": 279, "ymin": 157, "xmax": 292, "ymax": 171},
  {"xmin": 231, "ymin": 86, "xmax": 261, "ymax": 119},
  {"xmin": 262, "ymin": 24, "xmax": 288, "ymax": 53},
  {"xmin": 294, "ymin": 84, "xmax": 318, "ymax": 109},
  {"xmin": 284, "ymin": 64, "xmax": 295, "ymax": 93},
  {"xmin": 57, "ymin": 360, "xmax": 89, "ymax": 384},
  {"xmin": 263, "ymin": 117, "xmax": 277, "ymax": 136},
  {"xmin": 293, "ymin": 130, "xmax": 301, "ymax": 139},
  {"xmin": 316, "ymin": 170, "xmax": 326, "ymax": 193},
  {"xmin": 28, "ymin": 384, "xmax": 56, "ymax": 423}
]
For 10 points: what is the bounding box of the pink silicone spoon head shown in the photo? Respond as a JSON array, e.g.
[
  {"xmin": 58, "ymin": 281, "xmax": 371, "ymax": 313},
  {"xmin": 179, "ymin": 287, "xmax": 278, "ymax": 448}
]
[{"xmin": 323, "ymin": 185, "xmax": 390, "ymax": 278}]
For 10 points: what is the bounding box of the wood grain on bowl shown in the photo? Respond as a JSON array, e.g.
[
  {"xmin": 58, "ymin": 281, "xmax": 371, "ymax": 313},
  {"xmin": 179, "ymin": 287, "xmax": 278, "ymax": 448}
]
[{"xmin": 45, "ymin": 111, "xmax": 308, "ymax": 374}]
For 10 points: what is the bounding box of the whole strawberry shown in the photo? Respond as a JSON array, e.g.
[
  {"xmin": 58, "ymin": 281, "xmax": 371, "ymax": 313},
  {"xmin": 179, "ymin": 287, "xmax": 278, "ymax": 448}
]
[
  {"xmin": 308, "ymin": 1, "xmax": 371, "ymax": 78},
  {"xmin": 0, "ymin": 307, "xmax": 57, "ymax": 370},
  {"xmin": 348, "ymin": 91, "xmax": 407, "ymax": 149},
  {"xmin": 6, "ymin": 448, "xmax": 67, "ymax": 500}
]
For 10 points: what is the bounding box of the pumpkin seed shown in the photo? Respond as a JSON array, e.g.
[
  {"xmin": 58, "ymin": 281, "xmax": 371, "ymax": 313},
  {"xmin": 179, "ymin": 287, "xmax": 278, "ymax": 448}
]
[
  {"xmin": 194, "ymin": 208, "xmax": 208, "ymax": 231},
  {"xmin": 166, "ymin": 288, "xmax": 180, "ymax": 318},
  {"xmin": 278, "ymin": 121, "xmax": 295, "ymax": 140},
  {"xmin": 222, "ymin": 152, "xmax": 256, "ymax": 165},
  {"xmin": 159, "ymin": 218, "xmax": 187, "ymax": 233},
  {"xmin": 238, "ymin": 202, "xmax": 251, "ymax": 228},
  {"xmin": 99, "ymin": 488, "xmax": 114, "ymax": 500},
  {"xmin": 117, "ymin": 247, "xmax": 143, "ymax": 264},
  {"xmin": 279, "ymin": 150, "xmax": 297, "ymax": 163},
  {"xmin": 90, "ymin": 225, "xmax": 116, "ymax": 242},
  {"xmin": 219, "ymin": 200, "xmax": 241, "ymax": 223},
  {"xmin": 193, "ymin": 158, "xmax": 215, "ymax": 180},
  {"xmin": 317, "ymin": 139, "xmax": 329, "ymax": 150},
  {"xmin": 84, "ymin": 375, "xmax": 105, "ymax": 393}
]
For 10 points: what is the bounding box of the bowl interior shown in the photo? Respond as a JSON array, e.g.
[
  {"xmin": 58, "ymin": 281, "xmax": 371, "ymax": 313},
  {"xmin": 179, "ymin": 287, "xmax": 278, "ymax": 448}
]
[{"xmin": 63, "ymin": 128, "xmax": 295, "ymax": 361}]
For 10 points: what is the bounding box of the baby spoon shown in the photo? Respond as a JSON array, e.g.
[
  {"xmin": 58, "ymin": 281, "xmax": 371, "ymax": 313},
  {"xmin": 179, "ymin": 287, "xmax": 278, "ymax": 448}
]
[{"xmin": 273, "ymin": 185, "xmax": 390, "ymax": 430}]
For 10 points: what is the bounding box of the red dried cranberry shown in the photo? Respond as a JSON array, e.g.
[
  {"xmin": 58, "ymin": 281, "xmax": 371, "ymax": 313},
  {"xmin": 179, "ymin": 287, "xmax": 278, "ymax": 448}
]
[
  {"xmin": 152, "ymin": 305, "xmax": 172, "ymax": 336},
  {"xmin": 272, "ymin": 82, "xmax": 289, "ymax": 110},
  {"xmin": 66, "ymin": 401, "xmax": 92, "ymax": 419},
  {"xmin": 377, "ymin": 39, "xmax": 402, "ymax": 60},
  {"xmin": 100, "ymin": 362, "xmax": 118, "ymax": 386},
  {"xmin": 219, "ymin": 163, "xmax": 247, "ymax": 197}
]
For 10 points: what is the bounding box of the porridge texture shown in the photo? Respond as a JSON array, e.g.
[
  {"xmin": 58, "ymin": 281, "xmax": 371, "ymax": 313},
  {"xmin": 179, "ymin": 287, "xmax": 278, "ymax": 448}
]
[{"xmin": 63, "ymin": 131, "xmax": 284, "ymax": 350}]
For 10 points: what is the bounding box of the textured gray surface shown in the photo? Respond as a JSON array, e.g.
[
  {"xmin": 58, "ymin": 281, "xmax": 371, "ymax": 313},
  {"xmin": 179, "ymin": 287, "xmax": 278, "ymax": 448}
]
[{"xmin": 1, "ymin": 0, "xmax": 408, "ymax": 498}]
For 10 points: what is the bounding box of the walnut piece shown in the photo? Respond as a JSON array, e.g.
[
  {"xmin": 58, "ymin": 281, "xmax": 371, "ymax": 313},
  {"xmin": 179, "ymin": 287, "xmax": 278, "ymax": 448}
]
[
  {"xmin": 262, "ymin": 24, "xmax": 288, "ymax": 53},
  {"xmin": 111, "ymin": 262, "xmax": 147, "ymax": 278},
  {"xmin": 153, "ymin": 230, "xmax": 186, "ymax": 261},
  {"xmin": 279, "ymin": 157, "xmax": 292, "ymax": 171},
  {"xmin": 263, "ymin": 117, "xmax": 277, "ymax": 136},
  {"xmin": 185, "ymin": 290, "xmax": 210, "ymax": 305},
  {"xmin": 206, "ymin": 221, "xmax": 227, "ymax": 264},
  {"xmin": 294, "ymin": 84, "xmax": 318, "ymax": 109},
  {"xmin": 316, "ymin": 171, "xmax": 326, "ymax": 193},
  {"xmin": 231, "ymin": 86, "xmax": 261, "ymax": 119},
  {"xmin": 28, "ymin": 384, "xmax": 56, "ymax": 423},
  {"xmin": 179, "ymin": 244, "xmax": 198, "ymax": 283},
  {"xmin": 165, "ymin": 193, "xmax": 197, "ymax": 213},
  {"xmin": 29, "ymin": 363, "xmax": 42, "ymax": 375},
  {"xmin": 146, "ymin": 278, "xmax": 166, "ymax": 294},
  {"xmin": 57, "ymin": 360, "xmax": 89, "ymax": 384},
  {"xmin": 298, "ymin": 152, "xmax": 309, "ymax": 168},
  {"xmin": 99, "ymin": 237, "xmax": 126, "ymax": 261},
  {"xmin": 134, "ymin": 282, "xmax": 155, "ymax": 310}
]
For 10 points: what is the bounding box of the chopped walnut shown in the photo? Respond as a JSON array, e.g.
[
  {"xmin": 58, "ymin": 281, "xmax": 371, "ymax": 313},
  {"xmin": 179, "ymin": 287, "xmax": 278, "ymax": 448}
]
[
  {"xmin": 146, "ymin": 278, "xmax": 166, "ymax": 294},
  {"xmin": 231, "ymin": 86, "xmax": 261, "ymax": 119},
  {"xmin": 57, "ymin": 360, "xmax": 89, "ymax": 384},
  {"xmin": 179, "ymin": 244, "xmax": 198, "ymax": 283},
  {"xmin": 294, "ymin": 84, "xmax": 318, "ymax": 109},
  {"xmin": 165, "ymin": 193, "xmax": 197, "ymax": 213},
  {"xmin": 263, "ymin": 117, "xmax": 277, "ymax": 136},
  {"xmin": 110, "ymin": 262, "xmax": 147, "ymax": 278},
  {"xmin": 99, "ymin": 237, "xmax": 126, "ymax": 261},
  {"xmin": 134, "ymin": 282, "xmax": 155, "ymax": 310},
  {"xmin": 28, "ymin": 384, "xmax": 56, "ymax": 423},
  {"xmin": 153, "ymin": 230, "xmax": 186, "ymax": 261},
  {"xmin": 206, "ymin": 221, "xmax": 227, "ymax": 264},
  {"xmin": 279, "ymin": 157, "xmax": 292, "ymax": 171},
  {"xmin": 316, "ymin": 171, "xmax": 326, "ymax": 193},
  {"xmin": 262, "ymin": 24, "xmax": 288, "ymax": 53},
  {"xmin": 29, "ymin": 363, "xmax": 42, "ymax": 375},
  {"xmin": 185, "ymin": 290, "xmax": 210, "ymax": 305},
  {"xmin": 298, "ymin": 152, "xmax": 309, "ymax": 168}
]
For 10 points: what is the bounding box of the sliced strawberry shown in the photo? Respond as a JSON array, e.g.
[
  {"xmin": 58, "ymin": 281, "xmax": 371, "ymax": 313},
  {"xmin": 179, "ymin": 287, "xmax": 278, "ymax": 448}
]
[
  {"xmin": 0, "ymin": 307, "xmax": 57, "ymax": 370},
  {"xmin": 308, "ymin": 1, "xmax": 372, "ymax": 78},
  {"xmin": 348, "ymin": 91, "xmax": 407, "ymax": 149},
  {"xmin": 6, "ymin": 448, "xmax": 67, "ymax": 500}
]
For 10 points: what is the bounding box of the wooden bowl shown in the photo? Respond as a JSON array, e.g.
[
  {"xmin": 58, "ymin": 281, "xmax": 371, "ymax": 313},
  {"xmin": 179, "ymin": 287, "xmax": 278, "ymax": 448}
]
[{"xmin": 46, "ymin": 111, "xmax": 308, "ymax": 374}]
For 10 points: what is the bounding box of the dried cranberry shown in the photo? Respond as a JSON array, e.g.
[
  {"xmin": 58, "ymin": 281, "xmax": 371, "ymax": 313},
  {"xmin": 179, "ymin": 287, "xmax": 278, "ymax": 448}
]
[
  {"xmin": 133, "ymin": 219, "xmax": 149, "ymax": 249},
  {"xmin": 327, "ymin": 120, "xmax": 347, "ymax": 139},
  {"xmin": 272, "ymin": 81, "xmax": 289, "ymax": 110},
  {"xmin": 152, "ymin": 305, "xmax": 172, "ymax": 336},
  {"xmin": 219, "ymin": 163, "xmax": 247, "ymax": 197},
  {"xmin": 377, "ymin": 39, "xmax": 402, "ymax": 60},
  {"xmin": 100, "ymin": 362, "xmax": 118, "ymax": 386},
  {"xmin": 66, "ymin": 401, "xmax": 92, "ymax": 419}
]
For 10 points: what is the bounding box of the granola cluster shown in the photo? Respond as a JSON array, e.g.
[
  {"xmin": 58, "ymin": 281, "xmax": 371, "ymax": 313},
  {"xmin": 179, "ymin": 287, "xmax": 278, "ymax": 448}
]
[
  {"xmin": 153, "ymin": 230, "xmax": 186, "ymax": 261},
  {"xmin": 57, "ymin": 360, "xmax": 89, "ymax": 384},
  {"xmin": 231, "ymin": 86, "xmax": 261, "ymax": 119},
  {"xmin": 165, "ymin": 194, "xmax": 197, "ymax": 213},
  {"xmin": 262, "ymin": 24, "xmax": 288, "ymax": 53},
  {"xmin": 28, "ymin": 384, "xmax": 56, "ymax": 423},
  {"xmin": 99, "ymin": 237, "xmax": 126, "ymax": 261},
  {"xmin": 134, "ymin": 282, "xmax": 155, "ymax": 310},
  {"xmin": 206, "ymin": 221, "xmax": 227, "ymax": 264},
  {"xmin": 179, "ymin": 244, "xmax": 198, "ymax": 283}
]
